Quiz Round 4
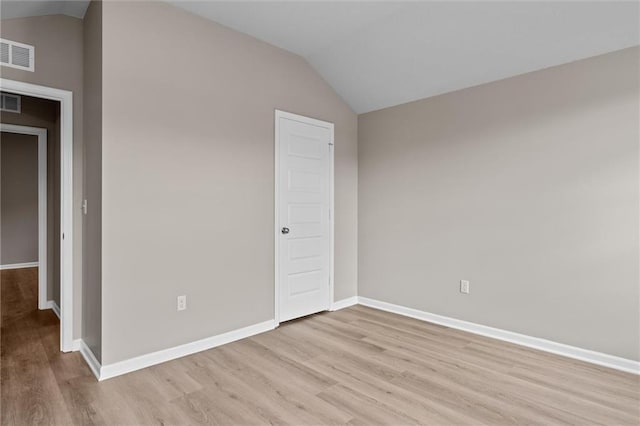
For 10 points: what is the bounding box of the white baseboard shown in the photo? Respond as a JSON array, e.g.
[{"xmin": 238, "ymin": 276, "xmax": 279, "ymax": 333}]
[
  {"xmin": 43, "ymin": 300, "xmax": 61, "ymax": 319},
  {"xmin": 79, "ymin": 340, "xmax": 102, "ymax": 380},
  {"xmin": 331, "ymin": 296, "xmax": 358, "ymax": 311},
  {"xmin": 357, "ymin": 297, "xmax": 640, "ymax": 375},
  {"xmin": 0, "ymin": 261, "xmax": 38, "ymax": 270},
  {"xmin": 99, "ymin": 319, "xmax": 276, "ymax": 381},
  {"xmin": 52, "ymin": 301, "xmax": 61, "ymax": 319},
  {"xmin": 74, "ymin": 298, "xmax": 638, "ymax": 381},
  {"xmin": 72, "ymin": 339, "xmax": 82, "ymax": 352}
]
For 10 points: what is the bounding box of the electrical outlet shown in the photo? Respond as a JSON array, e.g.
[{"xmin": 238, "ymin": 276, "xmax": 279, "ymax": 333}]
[
  {"xmin": 460, "ymin": 280, "xmax": 470, "ymax": 294},
  {"xmin": 177, "ymin": 295, "xmax": 187, "ymax": 311}
]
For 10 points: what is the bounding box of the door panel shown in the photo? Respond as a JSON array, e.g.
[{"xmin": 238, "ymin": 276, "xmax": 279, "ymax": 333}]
[{"xmin": 277, "ymin": 112, "xmax": 333, "ymax": 322}]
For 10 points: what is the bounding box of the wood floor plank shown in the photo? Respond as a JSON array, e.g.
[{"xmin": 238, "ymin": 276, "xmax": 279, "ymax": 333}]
[
  {"xmin": 208, "ymin": 345, "xmax": 354, "ymax": 425},
  {"xmin": 2, "ymin": 268, "xmax": 639, "ymax": 425},
  {"xmin": 171, "ymin": 386, "xmax": 263, "ymax": 426},
  {"xmin": 185, "ymin": 350, "xmax": 351, "ymax": 425},
  {"xmin": 317, "ymin": 383, "xmax": 423, "ymax": 426},
  {"xmin": 304, "ymin": 354, "xmax": 479, "ymax": 425}
]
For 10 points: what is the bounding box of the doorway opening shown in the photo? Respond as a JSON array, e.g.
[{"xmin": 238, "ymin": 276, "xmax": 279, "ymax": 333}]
[
  {"xmin": 0, "ymin": 123, "xmax": 48, "ymax": 311},
  {"xmin": 0, "ymin": 79, "xmax": 74, "ymax": 352}
]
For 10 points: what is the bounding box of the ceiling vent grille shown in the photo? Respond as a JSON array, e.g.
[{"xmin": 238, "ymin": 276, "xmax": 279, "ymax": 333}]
[
  {"xmin": 0, "ymin": 39, "xmax": 34, "ymax": 72},
  {"xmin": 0, "ymin": 93, "xmax": 21, "ymax": 113}
]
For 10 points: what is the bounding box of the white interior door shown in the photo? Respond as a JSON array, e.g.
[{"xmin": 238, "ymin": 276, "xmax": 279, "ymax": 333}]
[{"xmin": 276, "ymin": 110, "xmax": 333, "ymax": 323}]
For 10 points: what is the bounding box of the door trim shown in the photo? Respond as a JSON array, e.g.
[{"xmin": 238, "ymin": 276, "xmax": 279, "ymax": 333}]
[
  {"xmin": 0, "ymin": 78, "xmax": 74, "ymax": 352},
  {"xmin": 274, "ymin": 109, "xmax": 334, "ymax": 326},
  {"xmin": 0, "ymin": 124, "xmax": 47, "ymax": 309}
]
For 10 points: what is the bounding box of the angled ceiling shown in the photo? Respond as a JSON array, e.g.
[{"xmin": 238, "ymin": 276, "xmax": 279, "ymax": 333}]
[
  {"xmin": 2, "ymin": 1, "xmax": 638, "ymax": 113},
  {"xmin": 0, "ymin": 0, "xmax": 89, "ymax": 20},
  {"xmin": 170, "ymin": 1, "xmax": 640, "ymax": 113}
]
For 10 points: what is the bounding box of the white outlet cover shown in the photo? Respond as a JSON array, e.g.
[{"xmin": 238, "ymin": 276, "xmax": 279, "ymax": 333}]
[
  {"xmin": 460, "ymin": 280, "xmax": 470, "ymax": 294},
  {"xmin": 177, "ymin": 295, "xmax": 187, "ymax": 311}
]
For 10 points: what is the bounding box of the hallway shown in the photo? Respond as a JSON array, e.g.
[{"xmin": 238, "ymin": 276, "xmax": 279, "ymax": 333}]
[{"xmin": 1, "ymin": 267, "xmax": 88, "ymax": 424}]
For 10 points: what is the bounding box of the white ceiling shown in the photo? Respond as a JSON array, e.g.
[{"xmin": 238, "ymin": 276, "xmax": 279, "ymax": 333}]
[
  {"xmin": 2, "ymin": 1, "xmax": 639, "ymax": 113},
  {"xmin": 169, "ymin": 1, "xmax": 640, "ymax": 113},
  {"xmin": 0, "ymin": 1, "xmax": 89, "ymax": 20}
]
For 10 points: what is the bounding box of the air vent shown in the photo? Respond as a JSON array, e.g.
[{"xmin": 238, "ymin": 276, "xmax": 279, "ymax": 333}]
[
  {"xmin": 0, "ymin": 93, "xmax": 21, "ymax": 113},
  {"xmin": 0, "ymin": 39, "xmax": 34, "ymax": 72}
]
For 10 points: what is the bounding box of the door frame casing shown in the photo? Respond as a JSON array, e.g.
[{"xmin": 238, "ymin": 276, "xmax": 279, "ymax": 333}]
[
  {"xmin": 0, "ymin": 123, "xmax": 47, "ymax": 308},
  {"xmin": 274, "ymin": 109, "xmax": 334, "ymax": 326},
  {"xmin": 0, "ymin": 78, "xmax": 74, "ymax": 352}
]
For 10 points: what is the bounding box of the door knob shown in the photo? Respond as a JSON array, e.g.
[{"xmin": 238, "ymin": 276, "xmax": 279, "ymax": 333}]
[{"xmin": 281, "ymin": 227, "xmax": 290, "ymax": 234}]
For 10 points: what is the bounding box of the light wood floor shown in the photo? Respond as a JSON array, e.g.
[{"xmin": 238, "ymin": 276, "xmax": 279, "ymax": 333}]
[{"xmin": 2, "ymin": 268, "xmax": 639, "ymax": 425}]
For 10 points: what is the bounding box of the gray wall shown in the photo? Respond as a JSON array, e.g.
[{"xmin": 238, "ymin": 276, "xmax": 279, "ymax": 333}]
[
  {"xmin": 0, "ymin": 15, "xmax": 84, "ymax": 337},
  {"xmin": 82, "ymin": 0, "xmax": 103, "ymax": 363},
  {"xmin": 1, "ymin": 132, "xmax": 38, "ymax": 265},
  {"xmin": 358, "ymin": 47, "xmax": 640, "ymax": 361},
  {"xmin": 1, "ymin": 96, "xmax": 61, "ymax": 306},
  {"xmin": 100, "ymin": 1, "xmax": 358, "ymax": 364}
]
